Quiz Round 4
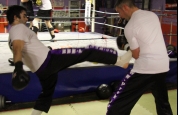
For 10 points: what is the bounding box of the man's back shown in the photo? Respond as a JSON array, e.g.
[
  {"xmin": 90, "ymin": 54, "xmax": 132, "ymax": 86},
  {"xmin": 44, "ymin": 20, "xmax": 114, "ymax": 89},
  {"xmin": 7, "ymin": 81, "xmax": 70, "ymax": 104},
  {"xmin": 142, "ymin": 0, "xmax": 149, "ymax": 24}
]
[{"xmin": 125, "ymin": 10, "xmax": 169, "ymax": 74}]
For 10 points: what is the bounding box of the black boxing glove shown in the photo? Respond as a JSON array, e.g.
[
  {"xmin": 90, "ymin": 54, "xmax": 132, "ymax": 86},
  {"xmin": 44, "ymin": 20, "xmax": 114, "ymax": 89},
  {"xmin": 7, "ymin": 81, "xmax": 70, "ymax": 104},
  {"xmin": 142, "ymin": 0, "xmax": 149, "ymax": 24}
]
[
  {"xmin": 31, "ymin": 0, "xmax": 36, "ymax": 5},
  {"xmin": 116, "ymin": 36, "xmax": 130, "ymax": 51},
  {"xmin": 12, "ymin": 61, "xmax": 30, "ymax": 91},
  {"xmin": 31, "ymin": 0, "xmax": 42, "ymax": 6}
]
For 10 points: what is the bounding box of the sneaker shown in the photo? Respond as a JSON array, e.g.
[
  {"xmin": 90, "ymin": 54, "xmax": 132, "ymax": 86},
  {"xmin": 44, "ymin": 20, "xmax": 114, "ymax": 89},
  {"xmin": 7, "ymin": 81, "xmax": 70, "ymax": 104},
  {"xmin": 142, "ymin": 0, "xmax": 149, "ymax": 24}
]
[{"xmin": 8, "ymin": 58, "xmax": 14, "ymax": 66}]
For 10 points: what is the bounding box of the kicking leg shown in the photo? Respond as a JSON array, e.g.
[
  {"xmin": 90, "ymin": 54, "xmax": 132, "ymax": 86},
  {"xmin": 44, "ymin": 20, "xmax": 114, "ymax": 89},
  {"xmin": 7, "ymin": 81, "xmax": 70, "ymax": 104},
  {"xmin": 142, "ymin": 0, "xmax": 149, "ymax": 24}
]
[{"xmin": 43, "ymin": 45, "xmax": 132, "ymax": 73}]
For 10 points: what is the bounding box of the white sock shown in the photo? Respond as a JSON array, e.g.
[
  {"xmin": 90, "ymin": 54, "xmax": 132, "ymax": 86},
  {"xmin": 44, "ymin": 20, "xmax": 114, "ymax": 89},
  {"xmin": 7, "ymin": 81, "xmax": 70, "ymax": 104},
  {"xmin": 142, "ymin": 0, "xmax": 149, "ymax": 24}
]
[
  {"xmin": 31, "ymin": 109, "xmax": 42, "ymax": 115},
  {"xmin": 115, "ymin": 50, "xmax": 132, "ymax": 68},
  {"xmin": 124, "ymin": 44, "xmax": 130, "ymax": 51}
]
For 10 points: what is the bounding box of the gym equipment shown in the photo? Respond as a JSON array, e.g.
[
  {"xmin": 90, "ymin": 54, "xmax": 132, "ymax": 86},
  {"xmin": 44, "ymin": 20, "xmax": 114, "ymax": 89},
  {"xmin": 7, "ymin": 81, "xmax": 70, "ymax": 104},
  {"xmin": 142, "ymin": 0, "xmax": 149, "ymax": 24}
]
[
  {"xmin": 96, "ymin": 84, "xmax": 112, "ymax": 99},
  {"xmin": 36, "ymin": 0, "xmax": 42, "ymax": 6},
  {"xmin": 0, "ymin": 95, "xmax": 11, "ymax": 109},
  {"xmin": 166, "ymin": 22, "xmax": 177, "ymax": 58},
  {"xmin": 167, "ymin": 45, "xmax": 177, "ymax": 58},
  {"xmin": 116, "ymin": 36, "xmax": 130, "ymax": 51},
  {"xmin": 79, "ymin": 27, "xmax": 85, "ymax": 33},
  {"xmin": 32, "ymin": 0, "xmax": 42, "ymax": 6},
  {"xmin": 54, "ymin": 29, "xmax": 59, "ymax": 33},
  {"xmin": 55, "ymin": 23, "xmax": 64, "ymax": 32},
  {"xmin": 12, "ymin": 61, "xmax": 30, "ymax": 91}
]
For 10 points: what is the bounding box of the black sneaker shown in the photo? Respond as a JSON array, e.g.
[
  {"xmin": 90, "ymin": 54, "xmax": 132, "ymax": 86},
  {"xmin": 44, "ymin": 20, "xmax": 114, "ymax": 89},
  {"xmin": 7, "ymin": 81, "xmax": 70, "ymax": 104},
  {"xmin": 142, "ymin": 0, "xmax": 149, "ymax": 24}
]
[{"xmin": 8, "ymin": 58, "xmax": 14, "ymax": 66}]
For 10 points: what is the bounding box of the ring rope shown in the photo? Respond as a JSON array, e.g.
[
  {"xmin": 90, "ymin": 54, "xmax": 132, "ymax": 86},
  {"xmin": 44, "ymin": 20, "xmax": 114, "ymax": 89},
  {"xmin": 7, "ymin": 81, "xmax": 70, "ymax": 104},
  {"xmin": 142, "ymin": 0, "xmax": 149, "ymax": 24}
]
[
  {"xmin": 0, "ymin": 9, "xmax": 176, "ymax": 16},
  {"xmin": 0, "ymin": 37, "xmax": 117, "ymax": 42},
  {"xmin": 94, "ymin": 22, "xmax": 124, "ymax": 29},
  {"xmin": 94, "ymin": 10, "xmax": 119, "ymax": 15},
  {"xmin": 0, "ymin": 8, "xmax": 177, "ymax": 16},
  {"xmin": 31, "ymin": 16, "xmax": 119, "ymax": 19},
  {"xmin": 33, "ymin": 9, "xmax": 120, "ymax": 15}
]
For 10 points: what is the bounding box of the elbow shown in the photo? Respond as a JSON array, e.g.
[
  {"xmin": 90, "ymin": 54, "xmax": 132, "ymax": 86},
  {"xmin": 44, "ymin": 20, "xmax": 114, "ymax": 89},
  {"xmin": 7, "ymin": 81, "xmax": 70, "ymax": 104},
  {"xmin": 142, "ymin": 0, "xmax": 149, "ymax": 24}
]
[
  {"xmin": 132, "ymin": 55, "xmax": 139, "ymax": 60},
  {"xmin": 134, "ymin": 57, "xmax": 139, "ymax": 60}
]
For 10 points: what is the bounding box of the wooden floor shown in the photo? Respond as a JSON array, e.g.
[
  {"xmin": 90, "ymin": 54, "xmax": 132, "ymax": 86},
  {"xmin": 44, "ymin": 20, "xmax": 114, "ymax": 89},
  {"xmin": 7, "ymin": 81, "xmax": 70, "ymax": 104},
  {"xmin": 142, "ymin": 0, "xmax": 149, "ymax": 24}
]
[{"xmin": 0, "ymin": 89, "xmax": 177, "ymax": 115}]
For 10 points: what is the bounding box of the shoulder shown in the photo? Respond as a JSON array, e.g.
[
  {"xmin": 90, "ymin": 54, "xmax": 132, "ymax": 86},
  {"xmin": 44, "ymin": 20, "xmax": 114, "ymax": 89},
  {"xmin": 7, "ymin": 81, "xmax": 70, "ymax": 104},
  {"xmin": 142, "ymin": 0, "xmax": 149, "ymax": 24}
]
[
  {"xmin": 11, "ymin": 24, "xmax": 27, "ymax": 29},
  {"xmin": 140, "ymin": 10, "xmax": 158, "ymax": 18},
  {"xmin": 10, "ymin": 24, "xmax": 27, "ymax": 31},
  {"xmin": 9, "ymin": 24, "xmax": 28, "ymax": 36}
]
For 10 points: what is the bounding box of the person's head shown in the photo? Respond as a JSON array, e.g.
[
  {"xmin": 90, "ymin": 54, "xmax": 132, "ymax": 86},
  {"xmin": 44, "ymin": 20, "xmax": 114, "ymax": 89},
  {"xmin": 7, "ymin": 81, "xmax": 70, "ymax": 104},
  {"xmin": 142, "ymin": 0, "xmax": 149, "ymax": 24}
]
[
  {"xmin": 115, "ymin": 0, "xmax": 138, "ymax": 20},
  {"xmin": 6, "ymin": 5, "xmax": 28, "ymax": 25}
]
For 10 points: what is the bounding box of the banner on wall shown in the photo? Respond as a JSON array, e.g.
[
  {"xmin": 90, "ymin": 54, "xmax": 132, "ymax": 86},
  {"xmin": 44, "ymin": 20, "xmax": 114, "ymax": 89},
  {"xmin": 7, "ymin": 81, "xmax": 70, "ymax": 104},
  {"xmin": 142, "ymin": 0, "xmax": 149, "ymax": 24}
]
[{"xmin": 166, "ymin": 0, "xmax": 177, "ymax": 10}]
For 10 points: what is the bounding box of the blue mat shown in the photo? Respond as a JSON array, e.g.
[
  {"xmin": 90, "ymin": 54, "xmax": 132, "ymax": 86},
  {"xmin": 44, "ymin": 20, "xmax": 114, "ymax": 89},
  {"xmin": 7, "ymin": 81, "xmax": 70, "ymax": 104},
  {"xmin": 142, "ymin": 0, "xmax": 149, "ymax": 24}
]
[{"xmin": 0, "ymin": 61, "xmax": 177, "ymax": 103}]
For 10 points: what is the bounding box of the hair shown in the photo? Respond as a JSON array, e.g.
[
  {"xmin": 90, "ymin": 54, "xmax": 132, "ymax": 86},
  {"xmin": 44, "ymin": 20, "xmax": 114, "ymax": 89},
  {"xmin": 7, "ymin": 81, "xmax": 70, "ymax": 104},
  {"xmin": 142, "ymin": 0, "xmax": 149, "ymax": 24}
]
[
  {"xmin": 114, "ymin": 0, "xmax": 136, "ymax": 8},
  {"xmin": 6, "ymin": 5, "xmax": 27, "ymax": 25}
]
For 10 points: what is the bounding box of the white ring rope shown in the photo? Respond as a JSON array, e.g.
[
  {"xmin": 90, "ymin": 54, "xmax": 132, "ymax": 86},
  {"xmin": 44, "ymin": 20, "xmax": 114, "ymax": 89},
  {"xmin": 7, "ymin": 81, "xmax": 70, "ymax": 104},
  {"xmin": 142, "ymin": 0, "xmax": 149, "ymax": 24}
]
[
  {"xmin": 1, "ymin": 8, "xmax": 176, "ymax": 16},
  {"xmin": 0, "ymin": 15, "xmax": 119, "ymax": 19},
  {"xmin": 29, "ymin": 16, "xmax": 120, "ymax": 19},
  {"xmin": 0, "ymin": 8, "xmax": 119, "ymax": 15},
  {"xmin": 94, "ymin": 10, "xmax": 119, "ymax": 15},
  {"xmin": 0, "ymin": 19, "xmax": 124, "ymax": 29},
  {"xmin": 94, "ymin": 22, "xmax": 124, "ymax": 29},
  {"xmin": 34, "ymin": 9, "xmax": 120, "ymax": 15}
]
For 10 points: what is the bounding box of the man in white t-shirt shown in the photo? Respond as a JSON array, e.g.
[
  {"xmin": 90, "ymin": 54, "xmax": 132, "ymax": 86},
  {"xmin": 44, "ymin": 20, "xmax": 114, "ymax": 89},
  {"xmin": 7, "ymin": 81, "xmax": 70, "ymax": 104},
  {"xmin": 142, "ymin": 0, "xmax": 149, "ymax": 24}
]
[
  {"xmin": 6, "ymin": 5, "xmax": 133, "ymax": 115},
  {"xmin": 107, "ymin": 0, "xmax": 173, "ymax": 115},
  {"xmin": 32, "ymin": 0, "xmax": 55, "ymax": 41}
]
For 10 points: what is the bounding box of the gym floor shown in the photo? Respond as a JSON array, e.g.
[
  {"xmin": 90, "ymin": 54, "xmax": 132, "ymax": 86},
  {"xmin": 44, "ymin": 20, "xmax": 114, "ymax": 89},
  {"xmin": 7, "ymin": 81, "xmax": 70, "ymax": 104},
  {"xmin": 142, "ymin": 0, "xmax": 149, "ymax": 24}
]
[{"xmin": 0, "ymin": 89, "xmax": 177, "ymax": 115}]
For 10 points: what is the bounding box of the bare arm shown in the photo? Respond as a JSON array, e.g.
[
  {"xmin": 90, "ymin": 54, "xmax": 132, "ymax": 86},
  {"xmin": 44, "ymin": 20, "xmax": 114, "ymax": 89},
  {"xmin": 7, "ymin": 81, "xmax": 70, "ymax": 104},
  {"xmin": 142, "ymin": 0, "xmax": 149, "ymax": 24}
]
[
  {"xmin": 131, "ymin": 47, "xmax": 140, "ymax": 59},
  {"xmin": 12, "ymin": 40, "xmax": 24, "ymax": 63},
  {"xmin": 21, "ymin": 0, "xmax": 29, "ymax": 2}
]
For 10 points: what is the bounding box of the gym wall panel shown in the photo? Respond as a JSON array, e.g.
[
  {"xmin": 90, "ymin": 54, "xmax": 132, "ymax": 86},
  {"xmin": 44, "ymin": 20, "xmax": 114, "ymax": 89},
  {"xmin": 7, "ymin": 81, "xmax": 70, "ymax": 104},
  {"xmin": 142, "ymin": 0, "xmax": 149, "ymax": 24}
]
[
  {"xmin": 151, "ymin": 0, "xmax": 166, "ymax": 10},
  {"xmin": 0, "ymin": 0, "xmax": 18, "ymax": 6}
]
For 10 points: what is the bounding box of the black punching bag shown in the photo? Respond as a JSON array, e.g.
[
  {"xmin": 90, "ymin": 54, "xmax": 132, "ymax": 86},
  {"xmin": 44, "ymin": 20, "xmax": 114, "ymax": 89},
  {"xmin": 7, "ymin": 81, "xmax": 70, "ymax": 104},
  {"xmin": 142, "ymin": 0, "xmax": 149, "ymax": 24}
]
[{"xmin": 96, "ymin": 84, "xmax": 112, "ymax": 99}]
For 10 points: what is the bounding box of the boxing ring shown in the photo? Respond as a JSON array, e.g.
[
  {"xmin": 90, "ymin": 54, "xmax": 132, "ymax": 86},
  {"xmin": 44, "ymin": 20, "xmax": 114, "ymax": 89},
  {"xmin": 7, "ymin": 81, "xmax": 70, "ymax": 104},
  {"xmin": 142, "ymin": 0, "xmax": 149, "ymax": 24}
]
[
  {"xmin": 0, "ymin": 4, "xmax": 177, "ymax": 109},
  {"xmin": 0, "ymin": 32, "xmax": 177, "ymax": 106}
]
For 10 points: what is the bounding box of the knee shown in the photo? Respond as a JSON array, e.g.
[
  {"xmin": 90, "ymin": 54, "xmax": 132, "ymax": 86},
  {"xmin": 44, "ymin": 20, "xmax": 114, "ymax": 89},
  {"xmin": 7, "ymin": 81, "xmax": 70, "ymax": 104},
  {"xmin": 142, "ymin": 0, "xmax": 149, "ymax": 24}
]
[
  {"xmin": 33, "ymin": 18, "xmax": 39, "ymax": 28},
  {"xmin": 30, "ymin": 26, "xmax": 39, "ymax": 34},
  {"xmin": 45, "ymin": 20, "xmax": 53, "ymax": 28}
]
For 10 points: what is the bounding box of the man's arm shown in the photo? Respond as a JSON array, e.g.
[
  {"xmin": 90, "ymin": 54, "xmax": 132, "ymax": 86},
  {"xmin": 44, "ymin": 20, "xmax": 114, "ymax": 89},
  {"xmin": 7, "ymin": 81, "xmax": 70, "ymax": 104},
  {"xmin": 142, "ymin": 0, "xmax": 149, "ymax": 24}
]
[
  {"xmin": 131, "ymin": 47, "xmax": 140, "ymax": 59},
  {"xmin": 11, "ymin": 40, "xmax": 31, "ymax": 91},
  {"xmin": 12, "ymin": 40, "xmax": 24, "ymax": 63}
]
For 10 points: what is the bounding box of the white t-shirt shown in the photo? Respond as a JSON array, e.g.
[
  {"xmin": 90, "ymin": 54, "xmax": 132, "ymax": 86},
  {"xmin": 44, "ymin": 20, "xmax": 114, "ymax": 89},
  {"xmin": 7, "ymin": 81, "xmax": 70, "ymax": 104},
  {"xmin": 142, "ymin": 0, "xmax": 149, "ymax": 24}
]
[
  {"xmin": 8, "ymin": 24, "xmax": 49, "ymax": 72},
  {"xmin": 40, "ymin": 0, "xmax": 52, "ymax": 10},
  {"xmin": 125, "ymin": 10, "xmax": 169, "ymax": 74}
]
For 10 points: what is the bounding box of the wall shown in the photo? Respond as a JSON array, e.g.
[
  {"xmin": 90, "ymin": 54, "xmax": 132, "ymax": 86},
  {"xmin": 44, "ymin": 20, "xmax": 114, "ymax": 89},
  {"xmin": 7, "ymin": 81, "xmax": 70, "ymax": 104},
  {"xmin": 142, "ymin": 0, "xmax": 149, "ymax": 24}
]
[
  {"xmin": 0, "ymin": 0, "xmax": 18, "ymax": 6},
  {"xmin": 151, "ymin": 0, "xmax": 166, "ymax": 10},
  {"xmin": 150, "ymin": 0, "xmax": 177, "ymax": 47}
]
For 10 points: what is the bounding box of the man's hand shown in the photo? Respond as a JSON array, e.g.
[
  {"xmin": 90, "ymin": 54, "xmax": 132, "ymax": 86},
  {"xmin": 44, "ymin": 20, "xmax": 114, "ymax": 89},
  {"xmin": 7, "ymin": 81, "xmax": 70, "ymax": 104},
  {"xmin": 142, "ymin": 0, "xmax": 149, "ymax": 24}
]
[
  {"xmin": 131, "ymin": 48, "xmax": 140, "ymax": 59},
  {"xmin": 116, "ymin": 36, "xmax": 130, "ymax": 51},
  {"xmin": 12, "ymin": 61, "xmax": 30, "ymax": 90}
]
